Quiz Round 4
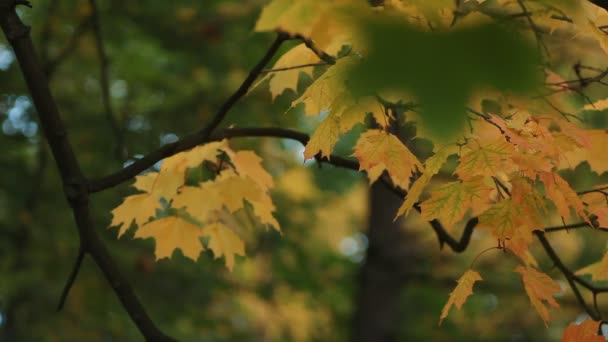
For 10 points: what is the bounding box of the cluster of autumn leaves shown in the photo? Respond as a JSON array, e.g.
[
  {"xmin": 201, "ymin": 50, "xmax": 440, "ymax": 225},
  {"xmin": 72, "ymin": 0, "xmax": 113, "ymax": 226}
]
[
  {"xmin": 110, "ymin": 141, "xmax": 279, "ymax": 271},
  {"xmin": 108, "ymin": 0, "xmax": 608, "ymax": 338}
]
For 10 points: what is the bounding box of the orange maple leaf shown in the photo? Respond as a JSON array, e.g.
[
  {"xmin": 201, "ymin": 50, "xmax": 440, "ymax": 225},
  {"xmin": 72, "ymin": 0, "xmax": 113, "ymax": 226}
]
[
  {"xmin": 353, "ymin": 129, "xmax": 422, "ymax": 189},
  {"xmin": 439, "ymin": 269, "xmax": 482, "ymax": 325},
  {"xmin": 540, "ymin": 172, "xmax": 589, "ymax": 224},
  {"xmin": 562, "ymin": 319, "xmax": 604, "ymax": 342},
  {"xmin": 514, "ymin": 265, "xmax": 560, "ymax": 325}
]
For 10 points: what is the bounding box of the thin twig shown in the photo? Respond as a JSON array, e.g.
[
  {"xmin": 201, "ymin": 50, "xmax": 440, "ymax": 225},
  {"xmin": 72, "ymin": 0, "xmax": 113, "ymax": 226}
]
[
  {"xmin": 56, "ymin": 249, "xmax": 85, "ymax": 311},
  {"xmin": 261, "ymin": 62, "xmax": 328, "ymax": 74},
  {"xmin": 88, "ymin": 0, "xmax": 125, "ymax": 160}
]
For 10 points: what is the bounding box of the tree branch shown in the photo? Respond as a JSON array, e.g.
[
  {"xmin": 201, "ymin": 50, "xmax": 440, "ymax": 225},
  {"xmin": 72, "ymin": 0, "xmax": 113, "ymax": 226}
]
[
  {"xmin": 0, "ymin": 2, "xmax": 175, "ymax": 340},
  {"xmin": 88, "ymin": 0, "xmax": 125, "ymax": 160},
  {"xmin": 198, "ymin": 32, "xmax": 288, "ymax": 138}
]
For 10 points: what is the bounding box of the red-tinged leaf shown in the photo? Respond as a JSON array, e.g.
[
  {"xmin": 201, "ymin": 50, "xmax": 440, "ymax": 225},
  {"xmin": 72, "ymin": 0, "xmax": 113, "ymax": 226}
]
[
  {"xmin": 353, "ymin": 129, "xmax": 422, "ymax": 189},
  {"xmin": 439, "ymin": 269, "xmax": 482, "ymax": 325},
  {"xmin": 540, "ymin": 172, "xmax": 589, "ymax": 223},
  {"xmin": 562, "ymin": 319, "xmax": 604, "ymax": 342},
  {"xmin": 514, "ymin": 265, "xmax": 560, "ymax": 325},
  {"xmin": 593, "ymin": 207, "xmax": 608, "ymax": 228}
]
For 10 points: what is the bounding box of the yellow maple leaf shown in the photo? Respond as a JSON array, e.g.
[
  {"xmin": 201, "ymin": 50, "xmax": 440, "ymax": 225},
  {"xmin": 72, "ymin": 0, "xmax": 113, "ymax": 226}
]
[
  {"xmin": 110, "ymin": 193, "xmax": 160, "ymax": 237},
  {"xmin": 161, "ymin": 140, "xmax": 226, "ymax": 173},
  {"xmin": 134, "ymin": 216, "xmax": 205, "ymax": 260},
  {"xmin": 229, "ymin": 150, "xmax": 274, "ymax": 190},
  {"xmin": 583, "ymin": 98, "xmax": 608, "ymax": 111},
  {"xmin": 291, "ymin": 58, "xmax": 353, "ymax": 116},
  {"xmin": 352, "ymin": 129, "xmax": 422, "ymax": 189},
  {"xmin": 420, "ymin": 176, "xmax": 492, "ymax": 228},
  {"xmin": 254, "ymin": 0, "xmax": 327, "ymax": 36},
  {"xmin": 204, "ymin": 222, "xmax": 245, "ymax": 272},
  {"xmin": 304, "ymin": 112, "xmax": 341, "ymax": 160},
  {"xmin": 172, "ymin": 183, "xmax": 224, "ymax": 223},
  {"xmin": 560, "ymin": 130, "xmax": 608, "ymax": 174},
  {"xmin": 562, "ymin": 319, "xmax": 604, "ymax": 342},
  {"xmin": 396, "ymin": 144, "xmax": 456, "ymax": 218},
  {"xmin": 514, "ymin": 265, "xmax": 560, "ymax": 325},
  {"xmin": 110, "ymin": 172, "xmax": 183, "ymax": 237},
  {"xmin": 576, "ymin": 250, "xmax": 608, "ymax": 281},
  {"xmin": 439, "ymin": 269, "xmax": 482, "ymax": 325},
  {"xmin": 339, "ymin": 96, "xmax": 386, "ymax": 132},
  {"xmin": 258, "ymin": 44, "xmax": 319, "ymax": 100}
]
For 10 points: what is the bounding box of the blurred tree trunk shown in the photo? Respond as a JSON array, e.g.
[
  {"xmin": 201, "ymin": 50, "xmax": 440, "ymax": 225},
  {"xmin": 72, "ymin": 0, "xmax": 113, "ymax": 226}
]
[{"xmin": 351, "ymin": 183, "xmax": 402, "ymax": 341}]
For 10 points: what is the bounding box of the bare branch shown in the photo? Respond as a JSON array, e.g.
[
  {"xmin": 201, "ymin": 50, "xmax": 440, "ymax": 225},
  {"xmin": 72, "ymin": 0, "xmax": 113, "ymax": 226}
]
[
  {"xmin": 88, "ymin": 0, "xmax": 125, "ymax": 160},
  {"xmin": 0, "ymin": 3, "xmax": 175, "ymax": 340}
]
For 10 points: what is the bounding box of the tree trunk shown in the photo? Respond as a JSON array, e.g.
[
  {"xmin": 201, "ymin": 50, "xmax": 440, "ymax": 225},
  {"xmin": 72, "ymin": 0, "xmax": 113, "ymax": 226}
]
[{"xmin": 351, "ymin": 182, "xmax": 424, "ymax": 342}]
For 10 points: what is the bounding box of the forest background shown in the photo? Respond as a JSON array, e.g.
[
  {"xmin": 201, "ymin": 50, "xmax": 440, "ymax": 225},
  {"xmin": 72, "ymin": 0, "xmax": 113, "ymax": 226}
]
[{"xmin": 2, "ymin": 0, "xmax": 608, "ymax": 341}]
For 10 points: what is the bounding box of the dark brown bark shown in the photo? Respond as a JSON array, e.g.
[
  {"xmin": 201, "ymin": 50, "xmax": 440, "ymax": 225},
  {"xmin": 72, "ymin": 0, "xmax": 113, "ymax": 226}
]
[{"xmin": 352, "ymin": 183, "xmax": 425, "ymax": 342}]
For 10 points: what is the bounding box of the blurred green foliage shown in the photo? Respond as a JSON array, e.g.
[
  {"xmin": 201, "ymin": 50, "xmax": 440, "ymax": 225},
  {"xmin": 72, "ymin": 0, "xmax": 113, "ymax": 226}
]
[{"xmin": 347, "ymin": 14, "xmax": 541, "ymax": 139}]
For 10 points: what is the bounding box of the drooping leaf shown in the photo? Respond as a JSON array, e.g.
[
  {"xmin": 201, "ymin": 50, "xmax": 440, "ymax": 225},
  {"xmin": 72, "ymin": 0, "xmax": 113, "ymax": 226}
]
[
  {"xmin": 540, "ymin": 172, "xmax": 589, "ymax": 223},
  {"xmin": 396, "ymin": 144, "xmax": 457, "ymax": 218},
  {"xmin": 304, "ymin": 111, "xmax": 341, "ymax": 159},
  {"xmin": 203, "ymin": 222, "xmax": 245, "ymax": 272},
  {"xmin": 439, "ymin": 269, "xmax": 482, "ymax": 325},
  {"xmin": 514, "ymin": 265, "xmax": 561, "ymax": 325}
]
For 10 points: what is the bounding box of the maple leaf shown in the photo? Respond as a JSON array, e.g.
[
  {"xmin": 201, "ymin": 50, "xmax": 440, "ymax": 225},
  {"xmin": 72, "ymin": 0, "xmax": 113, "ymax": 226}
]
[
  {"xmin": 161, "ymin": 141, "xmax": 227, "ymax": 173},
  {"xmin": 506, "ymin": 234, "xmax": 538, "ymax": 267},
  {"xmin": 228, "ymin": 150, "xmax": 274, "ymax": 190},
  {"xmin": 478, "ymin": 199, "xmax": 525, "ymax": 240},
  {"xmin": 576, "ymin": 251, "xmax": 608, "ymax": 281},
  {"xmin": 593, "ymin": 207, "xmax": 608, "ymax": 228},
  {"xmin": 455, "ymin": 138, "xmax": 515, "ymax": 180},
  {"xmin": 439, "ymin": 269, "xmax": 482, "ymax": 325},
  {"xmin": 172, "ymin": 183, "xmax": 224, "ymax": 223},
  {"xmin": 134, "ymin": 216, "xmax": 205, "ymax": 260},
  {"xmin": 583, "ymin": 98, "xmax": 608, "ymax": 111},
  {"xmin": 420, "ymin": 176, "xmax": 492, "ymax": 228},
  {"xmin": 259, "ymin": 44, "xmax": 320, "ymax": 99},
  {"xmin": 110, "ymin": 172, "xmax": 183, "ymax": 237},
  {"xmin": 560, "ymin": 130, "xmax": 608, "ymax": 174},
  {"xmin": 562, "ymin": 319, "xmax": 604, "ymax": 342},
  {"xmin": 511, "ymin": 177, "xmax": 547, "ymax": 230},
  {"xmin": 203, "ymin": 222, "xmax": 245, "ymax": 272},
  {"xmin": 396, "ymin": 144, "xmax": 456, "ymax": 218},
  {"xmin": 304, "ymin": 111, "xmax": 341, "ymax": 160},
  {"xmin": 514, "ymin": 265, "xmax": 560, "ymax": 325},
  {"xmin": 291, "ymin": 58, "xmax": 354, "ymax": 116},
  {"xmin": 352, "ymin": 129, "xmax": 422, "ymax": 189},
  {"xmin": 338, "ymin": 96, "xmax": 387, "ymax": 132},
  {"xmin": 540, "ymin": 172, "xmax": 589, "ymax": 223}
]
